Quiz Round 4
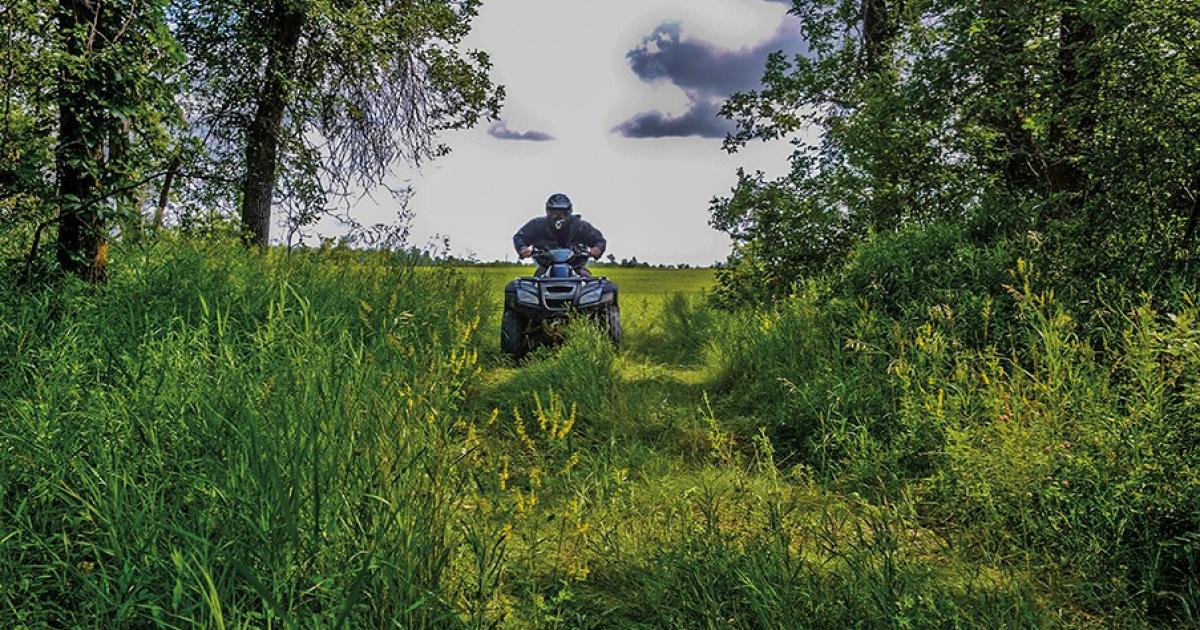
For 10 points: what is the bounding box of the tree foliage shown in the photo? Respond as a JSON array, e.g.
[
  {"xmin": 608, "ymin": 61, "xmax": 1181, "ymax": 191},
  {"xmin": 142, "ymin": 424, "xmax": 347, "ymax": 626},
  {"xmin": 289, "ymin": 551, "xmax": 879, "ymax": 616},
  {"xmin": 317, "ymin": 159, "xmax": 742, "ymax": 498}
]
[
  {"xmin": 171, "ymin": 0, "xmax": 503, "ymax": 246},
  {"xmin": 713, "ymin": 0, "xmax": 1200, "ymax": 304},
  {"xmin": 2, "ymin": 0, "xmax": 181, "ymax": 279},
  {"xmin": 1, "ymin": 3, "xmax": 58, "ymax": 256},
  {"xmin": 1, "ymin": 0, "xmax": 501, "ymax": 277}
]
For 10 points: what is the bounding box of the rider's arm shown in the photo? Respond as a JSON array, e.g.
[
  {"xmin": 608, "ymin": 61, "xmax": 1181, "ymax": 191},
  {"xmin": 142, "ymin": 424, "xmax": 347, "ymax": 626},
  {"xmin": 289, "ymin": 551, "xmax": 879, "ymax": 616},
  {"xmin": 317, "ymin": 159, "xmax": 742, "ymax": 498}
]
[
  {"xmin": 513, "ymin": 218, "xmax": 541, "ymax": 254},
  {"xmin": 579, "ymin": 220, "xmax": 606, "ymax": 257}
]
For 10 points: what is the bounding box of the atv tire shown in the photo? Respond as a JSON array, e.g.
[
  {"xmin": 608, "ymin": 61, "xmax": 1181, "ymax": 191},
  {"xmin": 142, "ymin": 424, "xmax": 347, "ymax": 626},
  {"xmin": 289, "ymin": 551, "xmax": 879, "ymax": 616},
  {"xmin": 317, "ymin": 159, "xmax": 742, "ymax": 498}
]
[
  {"xmin": 603, "ymin": 304, "xmax": 622, "ymax": 349},
  {"xmin": 501, "ymin": 309, "xmax": 527, "ymax": 360}
]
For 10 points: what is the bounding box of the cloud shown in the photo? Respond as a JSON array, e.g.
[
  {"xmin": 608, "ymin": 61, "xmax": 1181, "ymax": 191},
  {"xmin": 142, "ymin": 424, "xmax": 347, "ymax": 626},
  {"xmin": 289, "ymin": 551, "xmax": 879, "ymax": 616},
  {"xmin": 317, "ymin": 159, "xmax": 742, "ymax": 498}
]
[
  {"xmin": 487, "ymin": 120, "xmax": 554, "ymax": 142},
  {"xmin": 612, "ymin": 100, "xmax": 732, "ymax": 139},
  {"xmin": 615, "ymin": 19, "xmax": 805, "ymax": 139},
  {"xmin": 626, "ymin": 20, "xmax": 805, "ymax": 100}
]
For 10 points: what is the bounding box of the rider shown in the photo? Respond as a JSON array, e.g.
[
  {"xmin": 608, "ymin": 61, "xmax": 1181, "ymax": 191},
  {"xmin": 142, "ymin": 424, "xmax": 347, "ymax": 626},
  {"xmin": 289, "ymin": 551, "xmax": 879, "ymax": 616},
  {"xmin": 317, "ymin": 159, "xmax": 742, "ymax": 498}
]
[{"xmin": 513, "ymin": 193, "xmax": 606, "ymax": 276}]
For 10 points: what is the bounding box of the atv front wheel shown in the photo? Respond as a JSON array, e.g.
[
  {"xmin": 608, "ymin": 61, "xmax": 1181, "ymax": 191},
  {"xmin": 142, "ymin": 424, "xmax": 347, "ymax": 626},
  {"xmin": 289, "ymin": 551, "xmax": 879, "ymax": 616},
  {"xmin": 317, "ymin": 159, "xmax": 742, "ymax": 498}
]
[
  {"xmin": 603, "ymin": 304, "xmax": 622, "ymax": 349},
  {"xmin": 501, "ymin": 309, "xmax": 527, "ymax": 359}
]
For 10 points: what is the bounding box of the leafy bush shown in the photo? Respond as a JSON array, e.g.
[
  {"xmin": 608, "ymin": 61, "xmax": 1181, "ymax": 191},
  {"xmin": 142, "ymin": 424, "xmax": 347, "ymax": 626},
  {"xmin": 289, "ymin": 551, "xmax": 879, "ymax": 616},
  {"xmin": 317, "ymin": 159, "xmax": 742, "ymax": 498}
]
[
  {"xmin": 899, "ymin": 284, "xmax": 1200, "ymax": 618},
  {"xmin": 834, "ymin": 221, "xmax": 1017, "ymax": 345}
]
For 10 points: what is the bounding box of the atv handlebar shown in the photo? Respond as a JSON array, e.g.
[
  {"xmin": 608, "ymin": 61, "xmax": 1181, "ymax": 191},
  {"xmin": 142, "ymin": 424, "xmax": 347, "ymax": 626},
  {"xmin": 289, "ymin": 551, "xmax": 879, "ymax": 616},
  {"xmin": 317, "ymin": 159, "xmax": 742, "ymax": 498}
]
[{"xmin": 530, "ymin": 244, "xmax": 598, "ymax": 258}]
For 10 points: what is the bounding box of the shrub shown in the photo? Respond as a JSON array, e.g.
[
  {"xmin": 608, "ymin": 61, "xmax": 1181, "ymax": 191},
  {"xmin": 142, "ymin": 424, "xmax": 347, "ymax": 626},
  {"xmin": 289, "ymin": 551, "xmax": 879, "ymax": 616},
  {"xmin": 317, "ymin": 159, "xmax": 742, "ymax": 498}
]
[
  {"xmin": 834, "ymin": 221, "xmax": 1016, "ymax": 346},
  {"xmin": 900, "ymin": 285, "xmax": 1200, "ymax": 618},
  {"xmin": 707, "ymin": 246, "xmax": 1200, "ymax": 621}
]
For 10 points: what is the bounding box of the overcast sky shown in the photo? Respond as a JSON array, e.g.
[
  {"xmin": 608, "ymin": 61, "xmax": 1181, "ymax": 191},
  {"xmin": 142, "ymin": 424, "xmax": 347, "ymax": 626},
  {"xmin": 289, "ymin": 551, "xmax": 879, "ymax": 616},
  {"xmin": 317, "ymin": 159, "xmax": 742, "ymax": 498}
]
[{"xmin": 308, "ymin": 0, "xmax": 807, "ymax": 265}]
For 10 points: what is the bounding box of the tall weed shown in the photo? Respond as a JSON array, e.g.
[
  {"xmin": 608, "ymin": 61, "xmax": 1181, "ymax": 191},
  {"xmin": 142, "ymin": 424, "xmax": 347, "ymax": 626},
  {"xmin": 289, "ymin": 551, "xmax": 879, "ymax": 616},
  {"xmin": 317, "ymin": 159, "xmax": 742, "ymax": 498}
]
[
  {"xmin": 0, "ymin": 239, "xmax": 501, "ymax": 626},
  {"xmin": 902, "ymin": 278, "xmax": 1200, "ymax": 619},
  {"xmin": 703, "ymin": 253, "xmax": 1200, "ymax": 622}
]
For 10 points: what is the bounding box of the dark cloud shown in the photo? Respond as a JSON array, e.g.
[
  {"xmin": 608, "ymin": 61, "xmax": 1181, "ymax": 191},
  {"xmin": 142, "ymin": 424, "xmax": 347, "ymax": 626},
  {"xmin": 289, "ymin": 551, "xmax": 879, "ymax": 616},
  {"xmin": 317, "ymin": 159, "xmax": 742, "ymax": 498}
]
[
  {"xmin": 625, "ymin": 21, "xmax": 806, "ymax": 101},
  {"xmin": 612, "ymin": 100, "xmax": 732, "ymax": 139},
  {"xmin": 616, "ymin": 19, "xmax": 806, "ymax": 139},
  {"xmin": 487, "ymin": 120, "xmax": 554, "ymax": 142}
]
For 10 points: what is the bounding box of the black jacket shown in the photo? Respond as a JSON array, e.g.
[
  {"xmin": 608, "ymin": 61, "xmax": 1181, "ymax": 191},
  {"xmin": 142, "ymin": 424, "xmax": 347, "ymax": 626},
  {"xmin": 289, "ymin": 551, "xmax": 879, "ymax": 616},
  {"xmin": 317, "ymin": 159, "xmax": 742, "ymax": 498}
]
[{"xmin": 512, "ymin": 215, "xmax": 606, "ymax": 255}]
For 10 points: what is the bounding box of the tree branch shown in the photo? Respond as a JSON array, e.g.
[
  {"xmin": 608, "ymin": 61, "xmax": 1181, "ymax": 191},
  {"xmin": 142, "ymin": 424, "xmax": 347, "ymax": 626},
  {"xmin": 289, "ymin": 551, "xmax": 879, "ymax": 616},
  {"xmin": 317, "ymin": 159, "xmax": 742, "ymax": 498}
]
[
  {"xmin": 23, "ymin": 215, "xmax": 63, "ymax": 282},
  {"xmin": 1179, "ymin": 182, "xmax": 1199, "ymax": 270}
]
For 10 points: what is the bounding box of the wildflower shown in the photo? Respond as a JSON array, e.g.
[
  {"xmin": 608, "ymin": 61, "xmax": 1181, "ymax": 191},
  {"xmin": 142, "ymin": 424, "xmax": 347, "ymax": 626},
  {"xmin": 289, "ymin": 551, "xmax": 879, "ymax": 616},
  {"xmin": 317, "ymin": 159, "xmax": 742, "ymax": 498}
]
[{"xmin": 529, "ymin": 466, "xmax": 543, "ymax": 489}]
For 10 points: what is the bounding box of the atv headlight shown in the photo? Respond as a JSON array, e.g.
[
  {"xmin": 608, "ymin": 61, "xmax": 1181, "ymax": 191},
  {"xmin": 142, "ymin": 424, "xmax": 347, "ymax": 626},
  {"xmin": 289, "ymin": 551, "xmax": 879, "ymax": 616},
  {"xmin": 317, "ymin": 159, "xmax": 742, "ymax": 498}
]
[
  {"xmin": 578, "ymin": 287, "xmax": 602, "ymax": 305},
  {"xmin": 517, "ymin": 288, "xmax": 539, "ymax": 305}
]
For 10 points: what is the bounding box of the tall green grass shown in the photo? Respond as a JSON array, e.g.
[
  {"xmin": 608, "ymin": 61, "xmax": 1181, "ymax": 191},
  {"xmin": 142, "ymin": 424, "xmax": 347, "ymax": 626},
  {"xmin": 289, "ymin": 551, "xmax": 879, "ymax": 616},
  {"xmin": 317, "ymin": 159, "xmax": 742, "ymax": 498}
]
[
  {"xmin": 5, "ymin": 235, "xmax": 1190, "ymax": 627},
  {"xmin": 700, "ymin": 260, "xmax": 1200, "ymax": 624},
  {"xmin": 0, "ymin": 239, "xmax": 503, "ymax": 626}
]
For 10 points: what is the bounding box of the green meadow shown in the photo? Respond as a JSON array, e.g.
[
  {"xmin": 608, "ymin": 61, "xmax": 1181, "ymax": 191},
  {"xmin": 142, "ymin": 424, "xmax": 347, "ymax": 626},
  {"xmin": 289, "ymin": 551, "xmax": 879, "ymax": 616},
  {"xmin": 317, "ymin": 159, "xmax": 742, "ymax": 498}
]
[
  {"xmin": 456, "ymin": 265, "xmax": 715, "ymax": 294},
  {"xmin": 6, "ymin": 0, "xmax": 1198, "ymax": 623},
  {"xmin": 2, "ymin": 242, "xmax": 1196, "ymax": 627}
]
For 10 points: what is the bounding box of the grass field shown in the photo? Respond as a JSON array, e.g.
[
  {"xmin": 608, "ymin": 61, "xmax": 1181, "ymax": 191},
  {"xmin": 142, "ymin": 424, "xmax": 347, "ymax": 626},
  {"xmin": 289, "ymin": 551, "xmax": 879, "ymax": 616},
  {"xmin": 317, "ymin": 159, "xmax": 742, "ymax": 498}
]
[
  {"xmin": 3, "ymin": 244, "xmax": 1190, "ymax": 627},
  {"xmin": 450, "ymin": 263, "xmax": 1049, "ymax": 627},
  {"xmin": 455, "ymin": 265, "xmax": 715, "ymax": 311}
]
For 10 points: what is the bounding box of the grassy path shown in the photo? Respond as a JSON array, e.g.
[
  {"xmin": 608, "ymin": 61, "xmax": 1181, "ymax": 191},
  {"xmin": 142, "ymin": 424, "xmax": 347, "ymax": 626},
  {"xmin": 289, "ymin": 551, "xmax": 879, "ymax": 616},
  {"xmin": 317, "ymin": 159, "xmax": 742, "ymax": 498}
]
[
  {"xmin": 457, "ymin": 266, "xmax": 782, "ymax": 623},
  {"xmin": 453, "ymin": 266, "xmax": 1047, "ymax": 628},
  {"xmin": 0, "ymin": 251, "xmax": 1170, "ymax": 627},
  {"xmin": 460, "ymin": 264, "xmax": 720, "ymax": 468}
]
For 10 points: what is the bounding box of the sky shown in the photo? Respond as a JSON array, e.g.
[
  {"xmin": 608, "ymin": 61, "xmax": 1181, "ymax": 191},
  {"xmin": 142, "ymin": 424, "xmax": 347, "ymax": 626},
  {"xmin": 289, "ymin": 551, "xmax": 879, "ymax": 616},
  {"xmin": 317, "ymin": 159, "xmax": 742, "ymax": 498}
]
[{"xmin": 307, "ymin": 0, "xmax": 807, "ymax": 265}]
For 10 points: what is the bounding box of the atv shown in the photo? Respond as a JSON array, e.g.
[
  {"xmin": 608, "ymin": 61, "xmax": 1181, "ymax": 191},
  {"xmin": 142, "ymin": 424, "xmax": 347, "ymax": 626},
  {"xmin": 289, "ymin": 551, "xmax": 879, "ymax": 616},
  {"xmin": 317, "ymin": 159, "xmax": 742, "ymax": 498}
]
[{"xmin": 501, "ymin": 245, "xmax": 621, "ymax": 360}]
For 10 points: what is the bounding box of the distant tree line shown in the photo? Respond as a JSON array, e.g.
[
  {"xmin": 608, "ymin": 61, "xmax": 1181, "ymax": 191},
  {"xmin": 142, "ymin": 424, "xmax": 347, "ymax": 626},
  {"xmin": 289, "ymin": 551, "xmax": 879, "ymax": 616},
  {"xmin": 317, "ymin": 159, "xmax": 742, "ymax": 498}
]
[
  {"xmin": 444, "ymin": 255, "xmax": 703, "ymax": 269},
  {"xmin": 602, "ymin": 254, "xmax": 697, "ymax": 269},
  {"xmin": 1, "ymin": 0, "xmax": 501, "ymax": 281}
]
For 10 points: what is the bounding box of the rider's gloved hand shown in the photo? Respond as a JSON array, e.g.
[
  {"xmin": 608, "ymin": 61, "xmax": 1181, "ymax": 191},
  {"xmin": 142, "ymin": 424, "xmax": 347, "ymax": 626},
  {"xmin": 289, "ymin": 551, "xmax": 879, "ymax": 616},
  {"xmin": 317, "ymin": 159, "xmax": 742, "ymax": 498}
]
[
  {"xmin": 588, "ymin": 246, "xmax": 602, "ymax": 259},
  {"xmin": 518, "ymin": 246, "xmax": 533, "ymax": 259}
]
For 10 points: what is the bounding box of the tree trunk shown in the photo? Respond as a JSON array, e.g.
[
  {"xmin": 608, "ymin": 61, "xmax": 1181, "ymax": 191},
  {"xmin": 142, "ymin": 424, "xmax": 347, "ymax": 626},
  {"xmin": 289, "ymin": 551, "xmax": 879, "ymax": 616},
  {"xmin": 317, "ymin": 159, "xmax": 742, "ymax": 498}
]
[
  {"xmin": 1181, "ymin": 204, "xmax": 1199, "ymax": 257},
  {"xmin": 1047, "ymin": 3, "xmax": 1098, "ymax": 207},
  {"xmin": 860, "ymin": 0, "xmax": 904, "ymax": 232},
  {"xmin": 862, "ymin": 0, "xmax": 891, "ymax": 73},
  {"xmin": 152, "ymin": 155, "xmax": 181, "ymax": 231},
  {"xmin": 55, "ymin": 0, "xmax": 107, "ymax": 282},
  {"xmin": 1179, "ymin": 180, "xmax": 1199, "ymax": 271},
  {"xmin": 980, "ymin": 1, "xmax": 1041, "ymax": 193},
  {"xmin": 239, "ymin": 0, "xmax": 306, "ymax": 248}
]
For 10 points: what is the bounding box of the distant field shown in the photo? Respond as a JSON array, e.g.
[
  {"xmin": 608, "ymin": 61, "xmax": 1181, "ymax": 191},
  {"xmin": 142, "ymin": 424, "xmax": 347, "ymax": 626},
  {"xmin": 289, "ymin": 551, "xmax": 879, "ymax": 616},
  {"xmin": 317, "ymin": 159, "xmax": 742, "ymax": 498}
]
[
  {"xmin": 454, "ymin": 265, "xmax": 716, "ymax": 302},
  {"xmin": 455, "ymin": 266, "xmax": 716, "ymax": 359}
]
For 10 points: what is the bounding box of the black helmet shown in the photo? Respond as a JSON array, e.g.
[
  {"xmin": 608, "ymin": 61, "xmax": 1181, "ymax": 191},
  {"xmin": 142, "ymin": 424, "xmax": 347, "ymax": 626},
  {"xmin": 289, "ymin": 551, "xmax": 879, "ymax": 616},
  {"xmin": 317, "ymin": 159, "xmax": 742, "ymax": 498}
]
[{"xmin": 545, "ymin": 193, "xmax": 572, "ymax": 215}]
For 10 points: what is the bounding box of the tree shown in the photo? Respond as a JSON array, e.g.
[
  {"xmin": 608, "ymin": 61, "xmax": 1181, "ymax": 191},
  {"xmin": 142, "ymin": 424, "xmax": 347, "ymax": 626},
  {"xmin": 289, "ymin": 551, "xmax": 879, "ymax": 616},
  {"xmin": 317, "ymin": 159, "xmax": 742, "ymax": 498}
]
[
  {"xmin": 714, "ymin": 0, "xmax": 1200, "ymax": 302},
  {"xmin": 171, "ymin": 0, "xmax": 503, "ymax": 247},
  {"xmin": 2, "ymin": 1, "xmax": 179, "ymax": 280},
  {"xmin": 238, "ymin": 0, "xmax": 306, "ymax": 247},
  {"xmin": 1, "ymin": 1, "xmax": 59, "ymax": 255}
]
